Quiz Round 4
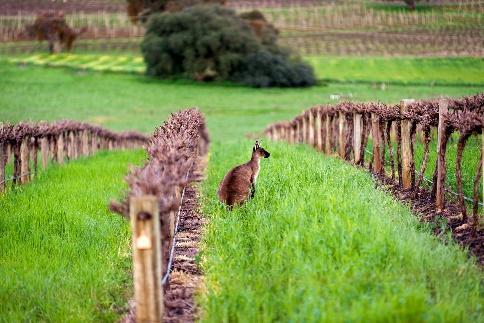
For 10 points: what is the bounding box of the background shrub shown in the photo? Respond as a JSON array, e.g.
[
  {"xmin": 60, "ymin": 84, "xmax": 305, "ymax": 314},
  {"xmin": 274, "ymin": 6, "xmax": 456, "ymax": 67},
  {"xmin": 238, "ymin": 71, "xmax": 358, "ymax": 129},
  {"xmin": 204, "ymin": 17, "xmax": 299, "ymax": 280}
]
[{"xmin": 141, "ymin": 4, "xmax": 315, "ymax": 87}]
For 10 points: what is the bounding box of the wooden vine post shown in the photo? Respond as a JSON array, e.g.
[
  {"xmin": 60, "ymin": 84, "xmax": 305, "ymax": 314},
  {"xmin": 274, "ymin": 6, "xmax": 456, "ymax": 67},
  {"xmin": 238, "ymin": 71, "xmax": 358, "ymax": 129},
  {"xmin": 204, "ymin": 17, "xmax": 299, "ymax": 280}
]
[
  {"xmin": 436, "ymin": 99, "xmax": 448, "ymax": 211},
  {"xmin": 57, "ymin": 133, "xmax": 65, "ymax": 164},
  {"xmin": 338, "ymin": 112, "xmax": 346, "ymax": 158},
  {"xmin": 302, "ymin": 114, "xmax": 308, "ymax": 144},
  {"xmin": 353, "ymin": 113, "xmax": 363, "ymax": 164},
  {"xmin": 400, "ymin": 99, "xmax": 415, "ymax": 189},
  {"xmin": 0, "ymin": 142, "xmax": 5, "ymax": 193},
  {"xmin": 130, "ymin": 195, "xmax": 163, "ymax": 323},
  {"xmin": 20, "ymin": 138, "xmax": 30, "ymax": 184},
  {"xmin": 41, "ymin": 137, "xmax": 49, "ymax": 169},
  {"xmin": 315, "ymin": 109, "xmax": 322, "ymax": 151},
  {"xmin": 82, "ymin": 130, "xmax": 89, "ymax": 156},
  {"xmin": 308, "ymin": 110, "xmax": 314, "ymax": 146},
  {"xmin": 91, "ymin": 134, "xmax": 97, "ymax": 155},
  {"xmin": 371, "ymin": 113, "xmax": 383, "ymax": 173},
  {"xmin": 324, "ymin": 114, "xmax": 331, "ymax": 154}
]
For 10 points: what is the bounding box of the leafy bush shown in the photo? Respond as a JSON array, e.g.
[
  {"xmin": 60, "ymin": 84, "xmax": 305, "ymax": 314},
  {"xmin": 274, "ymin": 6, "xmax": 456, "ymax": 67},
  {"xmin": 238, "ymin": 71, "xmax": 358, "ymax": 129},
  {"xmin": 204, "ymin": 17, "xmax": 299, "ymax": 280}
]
[
  {"xmin": 141, "ymin": 4, "xmax": 315, "ymax": 87},
  {"xmin": 232, "ymin": 50, "xmax": 315, "ymax": 88}
]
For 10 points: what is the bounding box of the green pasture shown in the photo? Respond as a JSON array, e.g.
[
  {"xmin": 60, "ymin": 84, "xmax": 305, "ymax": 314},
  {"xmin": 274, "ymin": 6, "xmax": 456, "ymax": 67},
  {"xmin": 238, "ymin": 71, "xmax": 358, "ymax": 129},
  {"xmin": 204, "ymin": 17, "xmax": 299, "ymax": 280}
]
[
  {"xmin": 200, "ymin": 140, "xmax": 483, "ymax": 322},
  {"xmin": 0, "ymin": 150, "xmax": 145, "ymax": 322},
  {"xmin": 7, "ymin": 54, "xmax": 484, "ymax": 86},
  {"xmin": 306, "ymin": 56, "xmax": 484, "ymax": 86}
]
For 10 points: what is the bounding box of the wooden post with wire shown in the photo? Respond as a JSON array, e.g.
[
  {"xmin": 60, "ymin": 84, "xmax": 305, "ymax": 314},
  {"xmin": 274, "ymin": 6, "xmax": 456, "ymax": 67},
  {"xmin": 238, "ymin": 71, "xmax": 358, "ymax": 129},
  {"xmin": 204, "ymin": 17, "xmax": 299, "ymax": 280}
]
[
  {"xmin": 371, "ymin": 113, "xmax": 383, "ymax": 173},
  {"xmin": 302, "ymin": 113, "xmax": 308, "ymax": 144},
  {"xmin": 82, "ymin": 130, "xmax": 89, "ymax": 156},
  {"xmin": 20, "ymin": 138, "xmax": 30, "ymax": 184},
  {"xmin": 130, "ymin": 195, "xmax": 163, "ymax": 323},
  {"xmin": 338, "ymin": 112, "xmax": 345, "ymax": 158},
  {"xmin": 0, "ymin": 142, "xmax": 5, "ymax": 193},
  {"xmin": 57, "ymin": 133, "xmax": 65, "ymax": 164},
  {"xmin": 308, "ymin": 110, "xmax": 314, "ymax": 146},
  {"xmin": 436, "ymin": 99, "xmax": 448, "ymax": 211},
  {"xmin": 324, "ymin": 114, "xmax": 331, "ymax": 154},
  {"xmin": 41, "ymin": 137, "xmax": 49, "ymax": 170},
  {"xmin": 400, "ymin": 99, "xmax": 415, "ymax": 189},
  {"xmin": 353, "ymin": 113, "xmax": 362, "ymax": 164}
]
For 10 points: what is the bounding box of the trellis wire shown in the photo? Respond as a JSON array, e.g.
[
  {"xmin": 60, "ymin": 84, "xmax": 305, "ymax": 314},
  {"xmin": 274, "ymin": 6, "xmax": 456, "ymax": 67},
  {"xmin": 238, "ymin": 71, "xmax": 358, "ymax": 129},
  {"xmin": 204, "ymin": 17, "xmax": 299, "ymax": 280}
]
[{"xmin": 364, "ymin": 148, "xmax": 483, "ymax": 207}]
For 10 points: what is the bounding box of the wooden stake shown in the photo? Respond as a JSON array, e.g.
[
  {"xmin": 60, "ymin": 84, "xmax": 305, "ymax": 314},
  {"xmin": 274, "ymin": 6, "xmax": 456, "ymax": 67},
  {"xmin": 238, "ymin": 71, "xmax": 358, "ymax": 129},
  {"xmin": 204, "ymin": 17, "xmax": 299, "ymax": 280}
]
[
  {"xmin": 82, "ymin": 130, "xmax": 89, "ymax": 156},
  {"xmin": 400, "ymin": 99, "xmax": 415, "ymax": 188},
  {"xmin": 308, "ymin": 110, "xmax": 315, "ymax": 146},
  {"xmin": 353, "ymin": 113, "xmax": 362, "ymax": 164},
  {"xmin": 315, "ymin": 109, "xmax": 322, "ymax": 151},
  {"xmin": 57, "ymin": 133, "xmax": 65, "ymax": 164},
  {"xmin": 41, "ymin": 137, "xmax": 49, "ymax": 169},
  {"xmin": 324, "ymin": 114, "xmax": 331, "ymax": 154},
  {"xmin": 130, "ymin": 196, "xmax": 163, "ymax": 323},
  {"xmin": 0, "ymin": 143, "xmax": 5, "ymax": 193},
  {"xmin": 338, "ymin": 112, "xmax": 346, "ymax": 158},
  {"xmin": 302, "ymin": 114, "xmax": 307, "ymax": 143},
  {"xmin": 20, "ymin": 138, "xmax": 30, "ymax": 184},
  {"xmin": 371, "ymin": 113, "xmax": 383, "ymax": 173},
  {"xmin": 436, "ymin": 99, "xmax": 448, "ymax": 211},
  {"xmin": 91, "ymin": 135, "xmax": 97, "ymax": 155}
]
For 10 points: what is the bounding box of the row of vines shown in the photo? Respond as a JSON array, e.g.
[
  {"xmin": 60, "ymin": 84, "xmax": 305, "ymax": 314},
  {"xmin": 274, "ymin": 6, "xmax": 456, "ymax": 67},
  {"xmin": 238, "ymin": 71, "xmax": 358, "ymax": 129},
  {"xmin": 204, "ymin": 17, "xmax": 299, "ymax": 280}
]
[
  {"xmin": 109, "ymin": 108, "xmax": 209, "ymax": 321},
  {"xmin": 264, "ymin": 94, "xmax": 483, "ymax": 234},
  {"xmin": 0, "ymin": 120, "xmax": 147, "ymax": 192}
]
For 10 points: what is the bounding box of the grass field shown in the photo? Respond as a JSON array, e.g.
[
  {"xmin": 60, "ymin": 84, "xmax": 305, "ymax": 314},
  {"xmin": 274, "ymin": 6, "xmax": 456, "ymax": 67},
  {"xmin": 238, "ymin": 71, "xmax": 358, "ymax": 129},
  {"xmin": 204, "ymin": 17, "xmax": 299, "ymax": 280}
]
[
  {"xmin": 0, "ymin": 150, "xmax": 145, "ymax": 322},
  {"xmin": 6, "ymin": 54, "xmax": 484, "ymax": 86},
  {"xmin": 200, "ymin": 141, "xmax": 483, "ymax": 322},
  {"xmin": 306, "ymin": 56, "xmax": 484, "ymax": 86},
  {"xmin": 0, "ymin": 57, "xmax": 483, "ymax": 320}
]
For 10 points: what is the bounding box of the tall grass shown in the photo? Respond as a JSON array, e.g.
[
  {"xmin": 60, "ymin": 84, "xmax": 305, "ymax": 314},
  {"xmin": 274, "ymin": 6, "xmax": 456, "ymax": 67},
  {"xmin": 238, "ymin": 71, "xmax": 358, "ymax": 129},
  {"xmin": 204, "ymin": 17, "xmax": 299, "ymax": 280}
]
[
  {"xmin": 0, "ymin": 150, "xmax": 145, "ymax": 322},
  {"xmin": 200, "ymin": 140, "xmax": 483, "ymax": 322}
]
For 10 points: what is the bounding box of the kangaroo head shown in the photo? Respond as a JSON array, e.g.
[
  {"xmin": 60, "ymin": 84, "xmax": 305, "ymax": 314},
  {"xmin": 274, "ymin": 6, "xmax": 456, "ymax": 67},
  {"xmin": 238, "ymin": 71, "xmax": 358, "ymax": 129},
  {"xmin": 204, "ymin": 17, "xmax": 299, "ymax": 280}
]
[{"xmin": 252, "ymin": 140, "xmax": 270, "ymax": 158}]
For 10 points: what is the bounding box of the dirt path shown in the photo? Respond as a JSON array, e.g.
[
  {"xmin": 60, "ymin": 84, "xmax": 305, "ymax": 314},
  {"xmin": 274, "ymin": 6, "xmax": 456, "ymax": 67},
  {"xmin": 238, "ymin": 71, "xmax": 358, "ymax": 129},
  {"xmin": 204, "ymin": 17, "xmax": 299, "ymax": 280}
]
[{"xmin": 163, "ymin": 183, "xmax": 205, "ymax": 322}]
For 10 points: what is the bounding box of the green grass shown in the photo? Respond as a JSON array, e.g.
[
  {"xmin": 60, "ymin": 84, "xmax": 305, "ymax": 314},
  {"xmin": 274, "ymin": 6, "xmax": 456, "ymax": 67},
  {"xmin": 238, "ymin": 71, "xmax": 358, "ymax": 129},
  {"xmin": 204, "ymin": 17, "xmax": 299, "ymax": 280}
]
[
  {"xmin": 1, "ymin": 60, "xmax": 482, "ymax": 140},
  {"xmin": 200, "ymin": 140, "xmax": 483, "ymax": 322},
  {"xmin": 7, "ymin": 54, "xmax": 484, "ymax": 86},
  {"xmin": 0, "ymin": 149, "xmax": 146, "ymax": 322},
  {"xmin": 306, "ymin": 56, "xmax": 484, "ymax": 86}
]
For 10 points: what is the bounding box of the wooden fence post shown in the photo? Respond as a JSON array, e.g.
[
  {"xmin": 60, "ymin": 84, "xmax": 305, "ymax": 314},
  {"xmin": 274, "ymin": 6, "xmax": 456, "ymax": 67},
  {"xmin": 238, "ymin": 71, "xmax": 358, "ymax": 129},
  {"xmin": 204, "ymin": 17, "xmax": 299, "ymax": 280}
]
[
  {"xmin": 315, "ymin": 109, "xmax": 322, "ymax": 151},
  {"xmin": 338, "ymin": 112, "xmax": 346, "ymax": 158},
  {"xmin": 130, "ymin": 195, "xmax": 163, "ymax": 323},
  {"xmin": 371, "ymin": 113, "xmax": 383, "ymax": 173},
  {"xmin": 41, "ymin": 137, "xmax": 49, "ymax": 170},
  {"xmin": 20, "ymin": 138, "xmax": 30, "ymax": 184},
  {"xmin": 0, "ymin": 142, "xmax": 5, "ymax": 193},
  {"xmin": 82, "ymin": 131, "xmax": 89, "ymax": 156},
  {"xmin": 57, "ymin": 133, "xmax": 65, "ymax": 164},
  {"xmin": 91, "ymin": 134, "xmax": 98, "ymax": 155},
  {"xmin": 302, "ymin": 114, "xmax": 307, "ymax": 144},
  {"xmin": 296, "ymin": 119, "xmax": 301, "ymax": 143},
  {"xmin": 400, "ymin": 99, "xmax": 415, "ymax": 188},
  {"xmin": 353, "ymin": 113, "xmax": 362, "ymax": 164},
  {"xmin": 324, "ymin": 114, "xmax": 331, "ymax": 154},
  {"xmin": 436, "ymin": 99, "xmax": 448, "ymax": 211},
  {"xmin": 308, "ymin": 110, "xmax": 314, "ymax": 146}
]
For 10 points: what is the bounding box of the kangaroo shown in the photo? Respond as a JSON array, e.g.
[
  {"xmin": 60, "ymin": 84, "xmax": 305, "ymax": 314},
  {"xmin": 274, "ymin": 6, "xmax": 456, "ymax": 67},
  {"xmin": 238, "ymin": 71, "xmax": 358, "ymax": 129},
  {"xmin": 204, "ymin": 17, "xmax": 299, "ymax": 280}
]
[
  {"xmin": 218, "ymin": 141, "xmax": 270, "ymax": 207},
  {"xmin": 25, "ymin": 11, "xmax": 87, "ymax": 54}
]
